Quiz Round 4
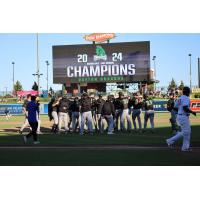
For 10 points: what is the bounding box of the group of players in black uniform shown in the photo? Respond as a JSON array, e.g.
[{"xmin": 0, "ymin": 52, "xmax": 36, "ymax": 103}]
[{"xmin": 48, "ymin": 92, "xmax": 155, "ymax": 135}]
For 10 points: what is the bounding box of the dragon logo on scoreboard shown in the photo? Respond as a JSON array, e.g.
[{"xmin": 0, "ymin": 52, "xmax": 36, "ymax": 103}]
[{"xmin": 94, "ymin": 46, "xmax": 107, "ymax": 61}]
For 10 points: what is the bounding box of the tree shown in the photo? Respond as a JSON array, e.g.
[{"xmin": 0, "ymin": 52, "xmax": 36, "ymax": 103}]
[
  {"xmin": 32, "ymin": 81, "xmax": 38, "ymax": 91},
  {"xmin": 178, "ymin": 80, "xmax": 184, "ymax": 90},
  {"xmin": 14, "ymin": 80, "xmax": 23, "ymax": 92},
  {"xmin": 168, "ymin": 78, "xmax": 177, "ymax": 92}
]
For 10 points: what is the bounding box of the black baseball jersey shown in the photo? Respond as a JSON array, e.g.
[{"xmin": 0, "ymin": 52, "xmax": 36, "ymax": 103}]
[
  {"xmin": 80, "ymin": 97, "xmax": 92, "ymax": 113},
  {"xmin": 96, "ymin": 98, "xmax": 105, "ymax": 114},
  {"xmin": 113, "ymin": 98, "xmax": 123, "ymax": 110},
  {"xmin": 58, "ymin": 98, "xmax": 70, "ymax": 113},
  {"xmin": 101, "ymin": 101, "xmax": 115, "ymax": 116}
]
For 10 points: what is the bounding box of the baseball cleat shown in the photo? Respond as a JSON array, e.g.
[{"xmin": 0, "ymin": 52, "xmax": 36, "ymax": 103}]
[
  {"xmin": 166, "ymin": 139, "xmax": 173, "ymax": 148},
  {"xmin": 33, "ymin": 141, "xmax": 40, "ymax": 145},
  {"xmin": 181, "ymin": 148, "xmax": 192, "ymax": 152},
  {"xmin": 23, "ymin": 135, "xmax": 27, "ymax": 144}
]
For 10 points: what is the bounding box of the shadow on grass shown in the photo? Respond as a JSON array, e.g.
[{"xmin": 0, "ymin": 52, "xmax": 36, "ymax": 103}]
[{"xmin": 0, "ymin": 125, "xmax": 200, "ymax": 147}]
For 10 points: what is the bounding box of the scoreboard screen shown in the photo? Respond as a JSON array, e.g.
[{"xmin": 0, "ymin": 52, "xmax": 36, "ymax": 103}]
[{"xmin": 53, "ymin": 41, "xmax": 150, "ymax": 84}]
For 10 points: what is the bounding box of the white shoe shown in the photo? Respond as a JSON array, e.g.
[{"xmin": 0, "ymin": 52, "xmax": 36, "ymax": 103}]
[
  {"xmin": 37, "ymin": 131, "xmax": 43, "ymax": 134},
  {"xmin": 108, "ymin": 132, "xmax": 114, "ymax": 135},
  {"xmin": 33, "ymin": 141, "xmax": 40, "ymax": 144},
  {"xmin": 23, "ymin": 135, "xmax": 27, "ymax": 144},
  {"xmin": 166, "ymin": 139, "xmax": 173, "ymax": 148},
  {"xmin": 181, "ymin": 148, "xmax": 192, "ymax": 152}
]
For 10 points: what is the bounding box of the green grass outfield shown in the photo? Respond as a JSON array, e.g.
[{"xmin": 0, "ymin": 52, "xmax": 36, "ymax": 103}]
[{"xmin": 0, "ymin": 113, "xmax": 200, "ymax": 166}]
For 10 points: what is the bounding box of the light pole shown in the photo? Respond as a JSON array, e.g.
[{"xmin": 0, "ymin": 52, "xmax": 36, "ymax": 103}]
[
  {"xmin": 32, "ymin": 33, "xmax": 43, "ymax": 96},
  {"xmin": 37, "ymin": 33, "xmax": 40, "ymax": 95},
  {"xmin": 12, "ymin": 62, "xmax": 15, "ymax": 94},
  {"xmin": 46, "ymin": 61, "xmax": 49, "ymax": 92},
  {"xmin": 5, "ymin": 87, "xmax": 8, "ymax": 96},
  {"xmin": 188, "ymin": 54, "xmax": 192, "ymax": 89},
  {"xmin": 198, "ymin": 58, "xmax": 200, "ymax": 88},
  {"xmin": 152, "ymin": 56, "xmax": 156, "ymax": 91}
]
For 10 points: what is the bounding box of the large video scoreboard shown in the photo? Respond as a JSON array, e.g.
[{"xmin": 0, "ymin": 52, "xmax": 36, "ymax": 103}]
[{"xmin": 53, "ymin": 41, "xmax": 150, "ymax": 84}]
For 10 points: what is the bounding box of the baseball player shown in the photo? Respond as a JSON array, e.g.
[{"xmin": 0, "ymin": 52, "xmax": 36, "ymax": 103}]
[
  {"xmin": 113, "ymin": 92, "xmax": 123, "ymax": 131},
  {"xmin": 166, "ymin": 87, "xmax": 197, "ymax": 152},
  {"xmin": 4, "ymin": 107, "xmax": 11, "ymax": 120},
  {"xmin": 167, "ymin": 93, "xmax": 179, "ymax": 134},
  {"xmin": 48, "ymin": 97, "xmax": 59, "ymax": 133},
  {"xmin": 57, "ymin": 96, "xmax": 70, "ymax": 133},
  {"xmin": 67, "ymin": 97, "xmax": 74, "ymax": 131},
  {"xmin": 120, "ymin": 94, "xmax": 132, "ymax": 132},
  {"xmin": 79, "ymin": 93, "xmax": 93, "ymax": 135},
  {"xmin": 95, "ymin": 94, "xmax": 105, "ymax": 132},
  {"xmin": 143, "ymin": 94, "xmax": 155, "ymax": 132},
  {"xmin": 100, "ymin": 95, "xmax": 115, "ymax": 134},
  {"xmin": 129, "ymin": 92, "xmax": 143, "ymax": 132},
  {"xmin": 71, "ymin": 96, "xmax": 81, "ymax": 132},
  {"xmin": 36, "ymin": 96, "xmax": 42, "ymax": 134},
  {"xmin": 19, "ymin": 94, "xmax": 32, "ymax": 134},
  {"xmin": 90, "ymin": 94, "xmax": 98, "ymax": 131}
]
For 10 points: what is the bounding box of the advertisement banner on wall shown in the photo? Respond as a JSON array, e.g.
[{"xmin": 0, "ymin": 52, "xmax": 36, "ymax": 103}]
[
  {"xmin": 0, "ymin": 104, "xmax": 47, "ymax": 115},
  {"xmin": 0, "ymin": 104, "xmax": 23, "ymax": 115},
  {"xmin": 0, "ymin": 100, "xmax": 199, "ymax": 115}
]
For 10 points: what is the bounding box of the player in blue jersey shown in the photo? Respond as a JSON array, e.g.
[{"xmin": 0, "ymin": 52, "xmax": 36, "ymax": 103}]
[{"xmin": 23, "ymin": 96, "xmax": 40, "ymax": 144}]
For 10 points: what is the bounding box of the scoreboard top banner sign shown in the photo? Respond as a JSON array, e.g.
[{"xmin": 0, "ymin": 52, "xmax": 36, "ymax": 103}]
[
  {"xmin": 84, "ymin": 33, "xmax": 116, "ymax": 43},
  {"xmin": 53, "ymin": 41, "xmax": 150, "ymax": 84}
]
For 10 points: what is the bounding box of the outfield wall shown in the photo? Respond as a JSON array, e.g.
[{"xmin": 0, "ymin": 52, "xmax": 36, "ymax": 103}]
[
  {"xmin": 0, "ymin": 100, "xmax": 199, "ymax": 115},
  {"xmin": 0, "ymin": 104, "xmax": 48, "ymax": 115}
]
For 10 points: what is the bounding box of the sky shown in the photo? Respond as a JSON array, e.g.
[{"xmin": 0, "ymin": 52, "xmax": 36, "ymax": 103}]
[{"xmin": 0, "ymin": 33, "xmax": 200, "ymax": 92}]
